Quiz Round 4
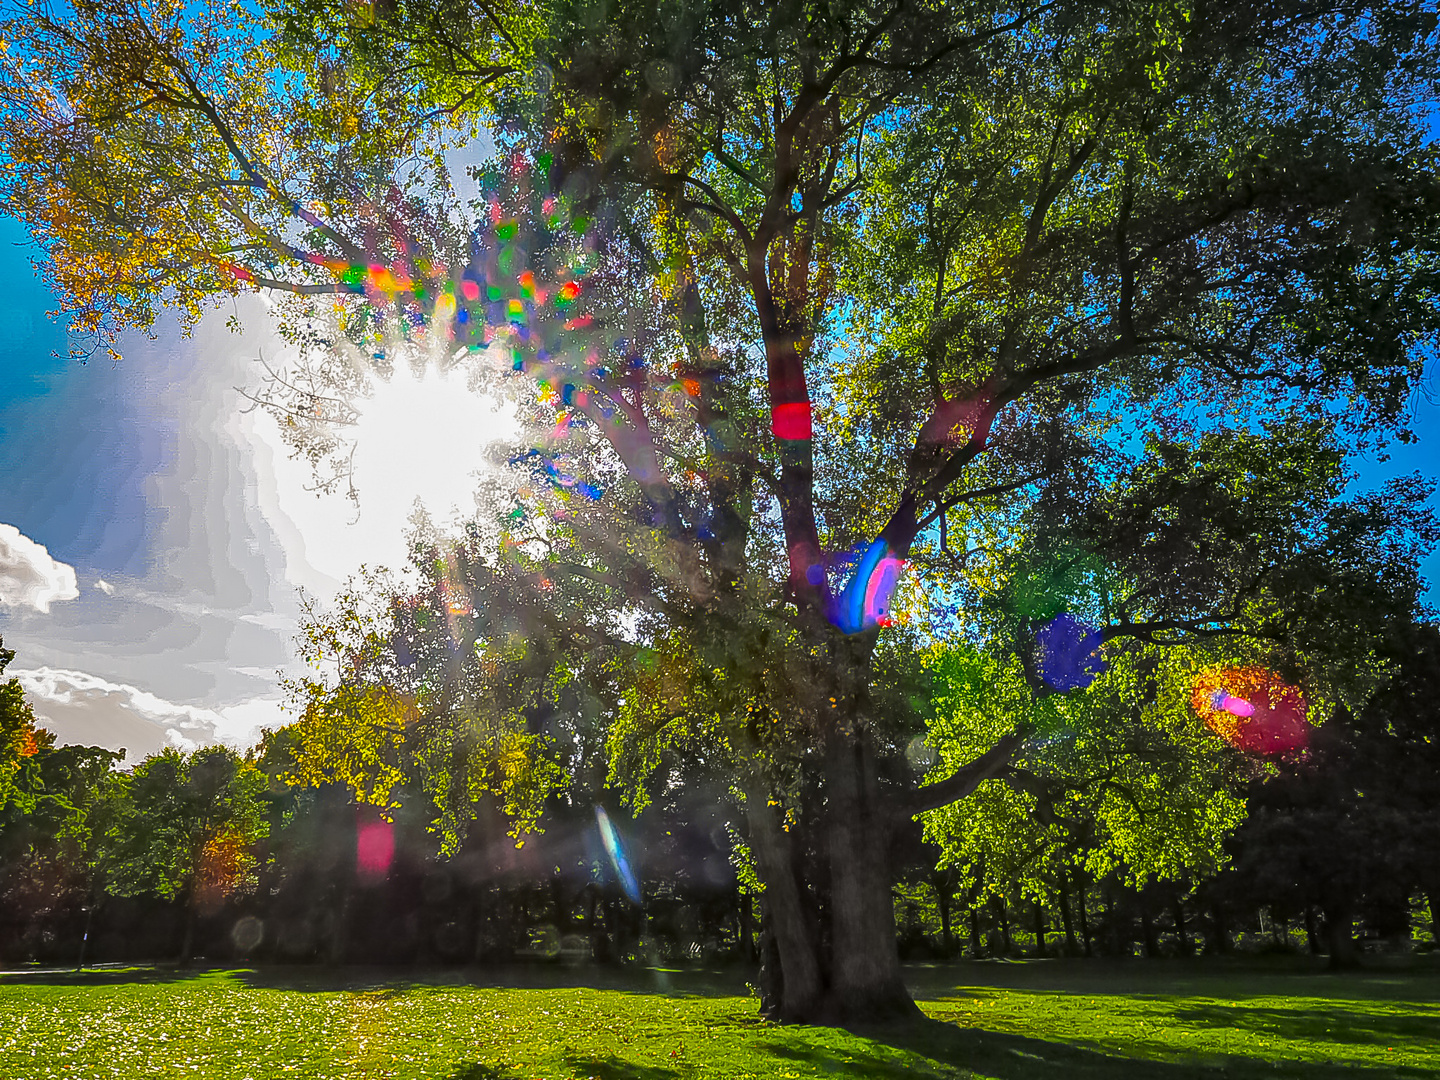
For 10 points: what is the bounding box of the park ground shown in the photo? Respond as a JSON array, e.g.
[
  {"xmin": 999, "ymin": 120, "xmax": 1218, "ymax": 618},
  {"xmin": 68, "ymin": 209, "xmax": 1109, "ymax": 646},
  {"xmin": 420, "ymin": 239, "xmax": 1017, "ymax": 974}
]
[{"xmin": 0, "ymin": 957, "xmax": 1436, "ymax": 1080}]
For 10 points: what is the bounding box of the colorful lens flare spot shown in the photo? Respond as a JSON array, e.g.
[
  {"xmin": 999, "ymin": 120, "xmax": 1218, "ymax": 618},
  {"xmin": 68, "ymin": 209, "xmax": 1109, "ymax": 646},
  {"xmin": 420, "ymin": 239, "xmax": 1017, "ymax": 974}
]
[
  {"xmin": 1192, "ymin": 667, "xmax": 1308, "ymax": 755},
  {"xmin": 356, "ymin": 811, "xmax": 395, "ymax": 884},
  {"xmin": 831, "ymin": 539, "xmax": 906, "ymax": 634},
  {"xmin": 596, "ymin": 806, "xmax": 641, "ymax": 904},
  {"xmin": 771, "ymin": 401, "xmax": 813, "ymax": 441},
  {"xmin": 1209, "ymin": 688, "xmax": 1256, "ymax": 717},
  {"xmin": 1035, "ymin": 613, "xmax": 1105, "ymax": 692},
  {"xmin": 510, "ymin": 448, "xmax": 604, "ymax": 501}
]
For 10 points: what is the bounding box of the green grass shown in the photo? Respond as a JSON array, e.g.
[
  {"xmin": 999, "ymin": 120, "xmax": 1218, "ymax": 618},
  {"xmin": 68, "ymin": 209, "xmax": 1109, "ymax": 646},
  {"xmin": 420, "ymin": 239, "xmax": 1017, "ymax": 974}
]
[{"xmin": 0, "ymin": 959, "xmax": 1435, "ymax": 1079}]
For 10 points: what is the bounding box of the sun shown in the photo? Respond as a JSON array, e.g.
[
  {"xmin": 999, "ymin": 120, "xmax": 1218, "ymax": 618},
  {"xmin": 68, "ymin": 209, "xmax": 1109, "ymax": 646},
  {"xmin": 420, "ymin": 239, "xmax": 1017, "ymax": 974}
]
[
  {"xmin": 351, "ymin": 363, "xmax": 516, "ymax": 525},
  {"xmin": 258, "ymin": 361, "xmax": 516, "ymax": 588}
]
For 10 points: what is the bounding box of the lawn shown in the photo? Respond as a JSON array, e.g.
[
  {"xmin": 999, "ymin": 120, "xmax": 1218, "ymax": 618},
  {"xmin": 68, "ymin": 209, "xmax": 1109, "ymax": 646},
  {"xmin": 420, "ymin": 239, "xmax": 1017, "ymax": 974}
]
[{"xmin": 0, "ymin": 958, "xmax": 1435, "ymax": 1080}]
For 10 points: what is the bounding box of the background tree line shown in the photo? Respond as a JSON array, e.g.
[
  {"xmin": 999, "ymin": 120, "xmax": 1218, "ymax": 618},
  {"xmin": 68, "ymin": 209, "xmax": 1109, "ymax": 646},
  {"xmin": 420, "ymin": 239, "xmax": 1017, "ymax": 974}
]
[{"xmin": 3, "ymin": 593, "xmax": 1437, "ymax": 972}]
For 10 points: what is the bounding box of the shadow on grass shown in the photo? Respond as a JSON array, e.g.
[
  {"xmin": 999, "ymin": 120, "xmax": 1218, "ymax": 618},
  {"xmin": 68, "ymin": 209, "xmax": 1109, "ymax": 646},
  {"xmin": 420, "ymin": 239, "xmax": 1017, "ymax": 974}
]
[
  {"xmin": 0, "ymin": 964, "xmax": 228, "ymax": 988},
  {"xmin": 1168, "ymin": 1001, "xmax": 1440, "ymax": 1047},
  {"xmin": 234, "ymin": 962, "xmax": 748, "ymax": 998},
  {"xmin": 442, "ymin": 1059, "xmax": 684, "ymax": 1080},
  {"xmin": 562, "ymin": 1057, "xmax": 688, "ymax": 1080},
  {"xmin": 0, "ymin": 962, "xmax": 750, "ymax": 998},
  {"xmin": 836, "ymin": 1015, "xmax": 1436, "ymax": 1080},
  {"xmin": 905, "ymin": 956, "xmax": 1440, "ymax": 1004},
  {"xmin": 444, "ymin": 1066, "xmax": 513, "ymax": 1080}
]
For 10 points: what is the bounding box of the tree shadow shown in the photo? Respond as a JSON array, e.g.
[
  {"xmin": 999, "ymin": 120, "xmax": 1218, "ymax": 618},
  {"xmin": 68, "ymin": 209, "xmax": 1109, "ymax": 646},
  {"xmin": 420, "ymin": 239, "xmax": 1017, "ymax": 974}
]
[
  {"xmin": 435, "ymin": 1058, "xmax": 679, "ymax": 1080},
  {"xmin": 756, "ymin": 1038, "xmax": 957, "ymax": 1080},
  {"xmin": 0, "ymin": 965, "xmax": 232, "ymax": 988},
  {"xmin": 1168, "ymin": 1001, "xmax": 1440, "ymax": 1047},
  {"xmin": 904, "ymin": 957, "xmax": 1440, "ymax": 1004},
  {"xmin": 560, "ymin": 1056, "xmax": 685, "ymax": 1080},
  {"xmin": 839, "ymin": 1015, "xmax": 1436, "ymax": 1080},
  {"xmin": 230, "ymin": 962, "xmax": 748, "ymax": 997},
  {"xmin": 444, "ymin": 1066, "xmax": 514, "ymax": 1080},
  {"xmin": 0, "ymin": 961, "xmax": 749, "ymax": 998}
]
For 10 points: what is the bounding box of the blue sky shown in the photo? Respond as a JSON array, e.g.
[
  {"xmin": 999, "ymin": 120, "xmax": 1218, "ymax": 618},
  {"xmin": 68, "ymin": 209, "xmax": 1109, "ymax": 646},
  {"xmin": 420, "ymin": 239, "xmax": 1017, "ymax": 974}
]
[{"xmin": 0, "ymin": 205, "xmax": 1437, "ymax": 757}]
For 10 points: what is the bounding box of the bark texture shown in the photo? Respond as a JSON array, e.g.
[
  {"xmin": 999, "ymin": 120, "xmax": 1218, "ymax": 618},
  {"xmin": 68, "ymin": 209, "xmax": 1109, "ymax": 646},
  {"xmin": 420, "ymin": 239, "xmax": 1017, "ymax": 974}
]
[{"xmin": 747, "ymin": 721, "xmax": 926, "ymax": 1023}]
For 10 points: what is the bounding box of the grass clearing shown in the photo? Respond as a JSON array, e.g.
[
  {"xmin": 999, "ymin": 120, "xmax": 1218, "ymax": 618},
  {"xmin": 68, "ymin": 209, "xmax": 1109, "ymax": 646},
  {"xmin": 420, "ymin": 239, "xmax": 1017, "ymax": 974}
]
[{"xmin": 0, "ymin": 959, "xmax": 1435, "ymax": 1079}]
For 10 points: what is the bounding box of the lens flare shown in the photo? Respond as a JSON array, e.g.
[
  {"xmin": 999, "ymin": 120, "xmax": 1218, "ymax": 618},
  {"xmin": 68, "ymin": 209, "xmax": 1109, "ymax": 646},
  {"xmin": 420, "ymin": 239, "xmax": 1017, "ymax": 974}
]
[
  {"xmin": 831, "ymin": 539, "xmax": 906, "ymax": 634},
  {"xmin": 1209, "ymin": 688, "xmax": 1255, "ymax": 717},
  {"xmin": 356, "ymin": 810, "xmax": 395, "ymax": 884},
  {"xmin": 1192, "ymin": 666, "xmax": 1308, "ymax": 755},
  {"xmin": 596, "ymin": 806, "xmax": 641, "ymax": 904},
  {"xmin": 770, "ymin": 401, "xmax": 813, "ymax": 441},
  {"xmin": 509, "ymin": 448, "xmax": 603, "ymax": 501},
  {"xmin": 1035, "ymin": 613, "xmax": 1105, "ymax": 691}
]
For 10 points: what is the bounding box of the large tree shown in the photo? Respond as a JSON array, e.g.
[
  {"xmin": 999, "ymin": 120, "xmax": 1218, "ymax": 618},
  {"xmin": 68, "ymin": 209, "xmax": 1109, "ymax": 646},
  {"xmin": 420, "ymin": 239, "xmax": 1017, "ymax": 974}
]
[
  {"xmin": 92, "ymin": 745, "xmax": 268, "ymax": 961},
  {"xmin": 4, "ymin": 0, "xmax": 1439, "ymax": 1021}
]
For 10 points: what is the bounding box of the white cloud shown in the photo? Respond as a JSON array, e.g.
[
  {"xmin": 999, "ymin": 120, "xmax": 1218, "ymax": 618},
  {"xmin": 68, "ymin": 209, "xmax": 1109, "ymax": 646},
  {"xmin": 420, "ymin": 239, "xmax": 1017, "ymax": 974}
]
[
  {"xmin": 211, "ymin": 696, "xmax": 291, "ymax": 746},
  {"xmin": 0, "ymin": 523, "xmax": 79, "ymax": 612},
  {"xmin": 14, "ymin": 666, "xmax": 279, "ymax": 762}
]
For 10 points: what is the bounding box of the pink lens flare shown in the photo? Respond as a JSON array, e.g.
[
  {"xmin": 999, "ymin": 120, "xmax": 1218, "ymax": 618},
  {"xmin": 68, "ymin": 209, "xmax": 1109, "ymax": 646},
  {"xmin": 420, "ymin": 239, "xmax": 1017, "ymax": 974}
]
[
  {"xmin": 830, "ymin": 540, "xmax": 907, "ymax": 634},
  {"xmin": 1209, "ymin": 689, "xmax": 1256, "ymax": 717},
  {"xmin": 356, "ymin": 811, "xmax": 395, "ymax": 884},
  {"xmin": 1193, "ymin": 667, "xmax": 1308, "ymax": 755}
]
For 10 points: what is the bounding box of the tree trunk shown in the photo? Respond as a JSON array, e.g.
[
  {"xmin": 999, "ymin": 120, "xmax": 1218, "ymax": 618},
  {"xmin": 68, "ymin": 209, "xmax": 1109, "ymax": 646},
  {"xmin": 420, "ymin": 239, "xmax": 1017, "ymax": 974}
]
[
  {"xmin": 1105, "ymin": 888, "xmax": 1125, "ymax": 957},
  {"xmin": 550, "ymin": 877, "xmax": 569, "ymax": 933},
  {"xmin": 179, "ymin": 902, "xmax": 197, "ymax": 967},
  {"xmin": 1140, "ymin": 896, "xmax": 1159, "ymax": 958},
  {"xmin": 75, "ymin": 902, "xmax": 97, "ymax": 972},
  {"xmin": 746, "ymin": 690, "xmax": 1014, "ymax": 1022},
  {"xmin": 583, "ymin": 884, "xmax": 608, "ymax": 964},
  {"xmin": 1172, "ymin": 896, "xmax": 1190, "ymax": 956},
  {"xmin": 969, "ymin": 909, "xmax": 983, "ymax": 958},
  {"xmin": 995, "ymin": 895, "xmax": 1012, "ymax": 955},
  {"xmin": 1076, "ymin": 881, "xmax": 1093, "ymax": 957},
  {"xmin": 1304, "ymin": 905, "xmax": 1322, "ymax": 955},
  {"xmin": 1428, "ymin": 891, "xmax": 1439, "ymax": 950},
  {"xmin": 936, "ymin": 877, "xmax": 953, "ymax": 958},
  {"xmin": 593, "ymin": 892, "xmax": 615, "ymax": 964},
  {"xmin": 757, "ymin": 920, "xmax": 782, "ymax": 1014},
  {"xmin": 1059, "ymin": 880, "xmax": 1078, "ymax": 956},
  {"xmin": 1032, "ymin": 898, "xmax": 1047, "ymax": 958},
  {"xmin": 746, "ymin": 784, "xmax": 823, "ymax": 1020},
  {"xmin": 738, "ymin": 888, "xmax": 755, "ymax": 963},
  {"xmin": 327, "ymin": 885, "xmax": 353, "ymax": 964},
  {"xmin": 1324, "ymin": 902, "xmax": 1359, "ymax": 969},
  {"xmin": 1209, "ymin": 903, "xmax": 1232, "ymax": 954},
  {"xmin": 820, "ymin": 729, "xmax": 917, "ymax": 1021}
]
